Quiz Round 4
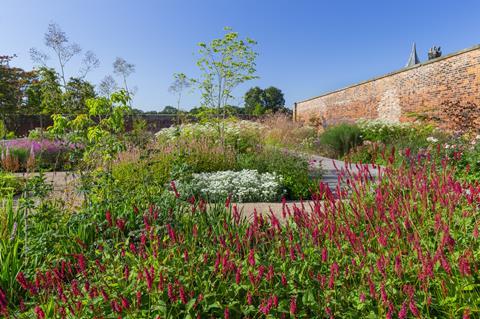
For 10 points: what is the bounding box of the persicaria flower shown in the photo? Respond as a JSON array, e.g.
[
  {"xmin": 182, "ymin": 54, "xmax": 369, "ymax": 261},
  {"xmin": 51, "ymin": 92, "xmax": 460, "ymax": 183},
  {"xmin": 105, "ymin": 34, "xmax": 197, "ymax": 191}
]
[
  {"xmin": 235, "ymin": 266, "xmax": 241, "ymax": 284},
  {"xmin": 136, "ymin": 291, "xmax": 142, "ymax": 305},
  {"xmin": 179, "ymin": 286, "xmax": 187, "ymax": 304},
  {"xmin": 248, "ymin": 249, "xmax": 255, "ymax": 267},
  {"xmin": 224, "ymin": 306, "xmax": 229, "ymax": 319},
  {"xmin": 321, "ymin": 247, "xmax": 328, "ymax": 262},
  {"xmin": 116, "ymin": 218, "xmax": 126, "ymax": 231},
  {"xmin": 0, "ymin": 288, "xmax": 7, "ymax": 314},
  {"xmin": 459, "ymin": 254, "xmax": 471, "ymax": 276},
  {"xmin": 129, "ymin": 243, "xmax": 137, "ymax": 254},
  {"xmin": 247, "ymin": 291, "xmax": 253, "ymax": 305},
  {"xmin": 409, "ymin": 300, "xmax": 419, "ymax": 317},
  {"xmin": 398, "ymin": 302, "xmax": 407, "ymax": 319},
  {"xmin": 34, "ymin": 305, "xmax": 45, "ymax": 319},
  {"xmin": 105, "ymin": 210, "xmax": 112, "ymax": 226},
  {"xmin": 16, "ymin": 272, "xmax": 30, "ymax": 291},
  {"xmin": 170, "ymin": 181, "xmax": 180, "ymax": 198},
  {"xmin": 289, "ymin": 297, "xmax": 297, "ymax": 314}
]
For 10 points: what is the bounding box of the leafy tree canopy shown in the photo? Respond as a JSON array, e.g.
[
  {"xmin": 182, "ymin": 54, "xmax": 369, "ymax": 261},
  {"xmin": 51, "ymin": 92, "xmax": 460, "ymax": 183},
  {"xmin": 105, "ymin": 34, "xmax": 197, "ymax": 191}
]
[{"xmin": 243, "ymin": 86, "xmax": 285, "ymax": 115}]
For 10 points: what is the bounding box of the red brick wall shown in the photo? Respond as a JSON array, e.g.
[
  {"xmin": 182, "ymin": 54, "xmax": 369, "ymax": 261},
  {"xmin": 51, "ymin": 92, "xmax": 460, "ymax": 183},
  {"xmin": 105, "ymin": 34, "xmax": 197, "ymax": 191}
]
[{"xmin": 295, "ymin": 45, "xmax": 480, "ymax": 131}]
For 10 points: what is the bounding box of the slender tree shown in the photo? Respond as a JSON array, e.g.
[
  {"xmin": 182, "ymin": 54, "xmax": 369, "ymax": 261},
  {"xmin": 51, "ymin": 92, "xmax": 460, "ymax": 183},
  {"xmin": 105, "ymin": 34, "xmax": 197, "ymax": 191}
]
[
  {"xmin": 195, "ymin": 27, "xmax": 258, "ymax": 119},
  {"xmin": 113, "ymin": 57, "xmax": 135, "ymax": 100},
  {"xmin": 98, "ymin": 75, "xmax": 118, "ymax": 97},
  {"xmin": 30, "ymin": 23, "xmax": 99, "ymax": 87},
  {"xmin": 169, "ymin": 73, "xmax": 191, "ymax": 122}
]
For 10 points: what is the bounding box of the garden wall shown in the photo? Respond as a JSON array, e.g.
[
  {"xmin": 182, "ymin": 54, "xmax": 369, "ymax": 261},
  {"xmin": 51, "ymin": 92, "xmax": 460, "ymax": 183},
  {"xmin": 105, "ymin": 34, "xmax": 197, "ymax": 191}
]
[{"xmin": 294, "ymin": 45, "xmax": 480, "ymax": 131}]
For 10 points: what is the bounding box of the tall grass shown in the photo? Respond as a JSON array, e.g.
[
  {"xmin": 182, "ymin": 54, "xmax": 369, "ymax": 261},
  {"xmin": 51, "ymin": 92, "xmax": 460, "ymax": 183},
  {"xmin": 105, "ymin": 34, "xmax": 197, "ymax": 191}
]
[{"xmin": 0, "ymin": 198, "xmax": 24, "ymax": 305}]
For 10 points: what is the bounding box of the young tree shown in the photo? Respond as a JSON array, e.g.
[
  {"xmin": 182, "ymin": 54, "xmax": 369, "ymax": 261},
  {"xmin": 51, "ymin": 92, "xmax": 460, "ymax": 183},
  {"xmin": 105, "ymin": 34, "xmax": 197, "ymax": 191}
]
[
  {"xmin": 30, "ymin": 23, "xmax": 99, "ymax": 87},
  {"xmin": 168, "ymin": 73, "xmax": 191, "ymax": 123},
  {"xmin": 195, "ymin": 27, "xmax": 258, "ymax": 119},
  {"xmin": 113, "ymin": 57, "xmax": 135, "ymax": 100},
  {"xmin": 169, "ymin": 73, "xmax": 190, "ymax": 112}
]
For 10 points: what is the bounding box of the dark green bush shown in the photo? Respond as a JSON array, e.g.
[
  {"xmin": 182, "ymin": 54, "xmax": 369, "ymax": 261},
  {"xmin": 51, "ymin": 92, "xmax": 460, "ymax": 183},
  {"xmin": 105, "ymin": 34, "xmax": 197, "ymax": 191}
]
[
  {"xmin": 319, "ymin": 123, "xmax": 363, "ymax": 158},
  {"xmin": 237, "ymin": 147, "xmax": 319, "ymax": 199}
]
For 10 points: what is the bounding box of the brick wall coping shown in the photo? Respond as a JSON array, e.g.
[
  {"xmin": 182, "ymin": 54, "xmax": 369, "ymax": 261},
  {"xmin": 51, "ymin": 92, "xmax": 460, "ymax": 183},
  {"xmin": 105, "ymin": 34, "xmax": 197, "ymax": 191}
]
[{"xmin": 297, "ymin": 44, "xmax": 480, "ymax": 104}]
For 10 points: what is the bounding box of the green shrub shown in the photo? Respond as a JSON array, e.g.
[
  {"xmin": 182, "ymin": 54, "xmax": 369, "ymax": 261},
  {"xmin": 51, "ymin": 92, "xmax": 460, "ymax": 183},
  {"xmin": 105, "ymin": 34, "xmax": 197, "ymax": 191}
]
[
  {"xmin": 0, "ymin": 172, "xmax": 23, "ymax": 196},
  {"xmin": 237, "ymin": 147, "xmax": 318, "ymax": 199},
  {"xmin": 319, "ymin": 123, "xmax": 363, "ymax": 157}
]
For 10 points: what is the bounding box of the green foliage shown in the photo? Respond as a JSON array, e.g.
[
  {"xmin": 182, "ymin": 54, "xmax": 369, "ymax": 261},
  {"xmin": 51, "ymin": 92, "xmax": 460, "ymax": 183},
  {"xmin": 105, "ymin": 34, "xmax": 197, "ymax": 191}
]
[
  {"xmin": 238, "ymin": 147, "xmax": 317, "ymax": 199},
  {"xmin": 320, "ymin": 123, "xmax": 363, "ymax": 157},
  {"xmin": 244, "ymin": 86, "xmax": 286, "ymax": 115},
  {"xmin": 124, "ymin": 118, "xmax": 153, "ymax": 150},
  {"xmin": 0, "ymin": 55, "xmax": 38, "ymax": 117},
  {"xmin": 195, "ymin": 27, "xmax": 258, "ymax": 122},
  {"xmin": 0, "ymin": 172, "xmax": 23, "ymax": 196},
  {"xmin": 49, "ymin": 90, "xmax": 131, "ymax": 165}
]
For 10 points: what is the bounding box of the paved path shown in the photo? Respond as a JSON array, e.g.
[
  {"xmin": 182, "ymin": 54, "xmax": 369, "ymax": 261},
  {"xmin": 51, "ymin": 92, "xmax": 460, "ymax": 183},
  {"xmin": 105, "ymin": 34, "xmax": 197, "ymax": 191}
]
[
  {"xmin": 12, "ymin": 155, "xmax": 381, "ymax": 214},
  {"xmin": 237, "ymin": 155, "xmax": 381, "ymax": 215},
  {"xmin": 309, "ymin": 154, "xmax": 380, "ymax": 190}
]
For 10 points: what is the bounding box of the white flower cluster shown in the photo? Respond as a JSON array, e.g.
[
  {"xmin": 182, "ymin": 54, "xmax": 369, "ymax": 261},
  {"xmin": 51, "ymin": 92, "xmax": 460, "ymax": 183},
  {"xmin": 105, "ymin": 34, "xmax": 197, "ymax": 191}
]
[
  {"xmin": 181, "ymin": 169, "xmax": 283, "ymax": 203},
  {"xmin": 156, "ymin": 120, "xmax": 264, "ymax": 141},
  {"xmin": 357, "ymin": 119, "xmax": 414, "ymax": 133}
]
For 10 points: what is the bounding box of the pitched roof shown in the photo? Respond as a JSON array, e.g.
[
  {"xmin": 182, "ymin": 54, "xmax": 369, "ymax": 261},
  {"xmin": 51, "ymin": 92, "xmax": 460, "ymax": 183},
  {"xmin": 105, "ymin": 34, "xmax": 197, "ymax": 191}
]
[{"xmin": 406, "ymin": 42, "xmax": 420, "ymax": 67}]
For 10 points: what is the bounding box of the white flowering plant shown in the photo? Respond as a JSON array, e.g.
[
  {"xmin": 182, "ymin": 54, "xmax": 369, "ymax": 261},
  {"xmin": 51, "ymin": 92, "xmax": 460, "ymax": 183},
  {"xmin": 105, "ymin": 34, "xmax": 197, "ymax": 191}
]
[
  {"xmin": 177, "ymin": 169, "xmax": 284, "ymax": 202},
  {"xmin": 356, "ymin": 119, "xmax": 420, "ymax": 144},
  {"xmin": 156, "ymin": 120, "xmax": 264, "ymax": 153}
]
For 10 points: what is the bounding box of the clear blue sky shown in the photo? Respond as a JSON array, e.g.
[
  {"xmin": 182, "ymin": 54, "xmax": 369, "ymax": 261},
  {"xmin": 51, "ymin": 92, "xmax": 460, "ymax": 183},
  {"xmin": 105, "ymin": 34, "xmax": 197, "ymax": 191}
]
[{"xmin": 2, "ymin": 0, "xmax": 480, "ymax": 111}]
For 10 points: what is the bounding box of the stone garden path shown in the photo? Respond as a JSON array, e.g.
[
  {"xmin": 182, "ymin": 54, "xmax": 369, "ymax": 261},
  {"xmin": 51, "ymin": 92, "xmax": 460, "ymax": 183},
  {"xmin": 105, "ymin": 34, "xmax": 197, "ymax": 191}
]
[
  {"xmin": 236, "ymin": 155, "xmax": 381, "ymax": 216},
  {"xmin": 14, "ymin": 155, "xmax": 381, "ymax": 215}
]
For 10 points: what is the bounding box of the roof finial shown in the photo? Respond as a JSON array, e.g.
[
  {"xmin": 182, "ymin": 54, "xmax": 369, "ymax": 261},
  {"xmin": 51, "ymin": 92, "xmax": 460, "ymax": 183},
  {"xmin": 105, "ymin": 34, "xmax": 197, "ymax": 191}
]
[{"xmin": 406, "ymin": 42, "xmax": 420, "ymax": 67}]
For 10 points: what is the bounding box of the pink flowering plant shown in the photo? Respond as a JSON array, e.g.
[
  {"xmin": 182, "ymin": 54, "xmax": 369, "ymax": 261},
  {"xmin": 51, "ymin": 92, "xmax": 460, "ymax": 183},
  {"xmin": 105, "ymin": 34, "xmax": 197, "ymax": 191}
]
[
  {"xmin": 0, "ymin": 139, "xmax": 76, "ymax": 172},
  {"xmin": 1, "ymin": 151, "xmax": 479, "ymax": 318}
]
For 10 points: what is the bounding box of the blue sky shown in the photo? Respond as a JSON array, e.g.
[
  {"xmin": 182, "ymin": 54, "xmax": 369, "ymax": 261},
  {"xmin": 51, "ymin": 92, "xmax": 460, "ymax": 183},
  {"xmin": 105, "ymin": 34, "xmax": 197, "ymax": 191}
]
[{"xmin": 2, "ymin": 0, "xmax": 480, "ymax": 111}]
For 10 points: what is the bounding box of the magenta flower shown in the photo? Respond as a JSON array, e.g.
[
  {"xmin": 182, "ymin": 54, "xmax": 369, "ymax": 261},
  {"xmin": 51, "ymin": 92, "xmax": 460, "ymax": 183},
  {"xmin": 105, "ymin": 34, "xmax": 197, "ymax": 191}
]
[
  {"xmin": 290, "ymin": 297, "xmax": 297, "ymax": 315},
  {"xmin": 34, "ymin": 305, "xmax": 45, "ymax": 319}
]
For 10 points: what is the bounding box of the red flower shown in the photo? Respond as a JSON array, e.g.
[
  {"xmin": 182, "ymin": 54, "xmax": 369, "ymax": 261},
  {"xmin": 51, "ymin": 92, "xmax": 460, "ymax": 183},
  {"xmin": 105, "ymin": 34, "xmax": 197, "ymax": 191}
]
[
  {"xmin": 121, "ymin": 296, "xmax": 130, "ymax": 309},
  {"xmin": 0, "ymin": 288, "xmax": 7, "ymax": 314},
  {"xmin": 16, "ymin": 272, "xmax": 30, "ymax": 291},
  {"xmin": 34, "ymin": 305, "xmax": 45, "ymax": 319},
  {"xmin": 289, "ymin": 297, "xmax": 297, "ymax": 315},
  {"xmin": 398, "ymin": 302, "xmax": 407, "ymax": 319},
  {"xmin": 224, "ymin": 306, "xmax": 230, "ymax": 319},
  {"xmin": 248, "ymin": 249, "xmax": 255, "ymax": 267},
  {"xmin": 105, "ymin": 210, "xmax": 112, "ymax": 226},
  {"xmin": 409, "ymin": 300, "xmax": 419, "ymax": 317},
  {"xmin": 116, "ymin": 218, "xmax": 126, "ymax": 231}
]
